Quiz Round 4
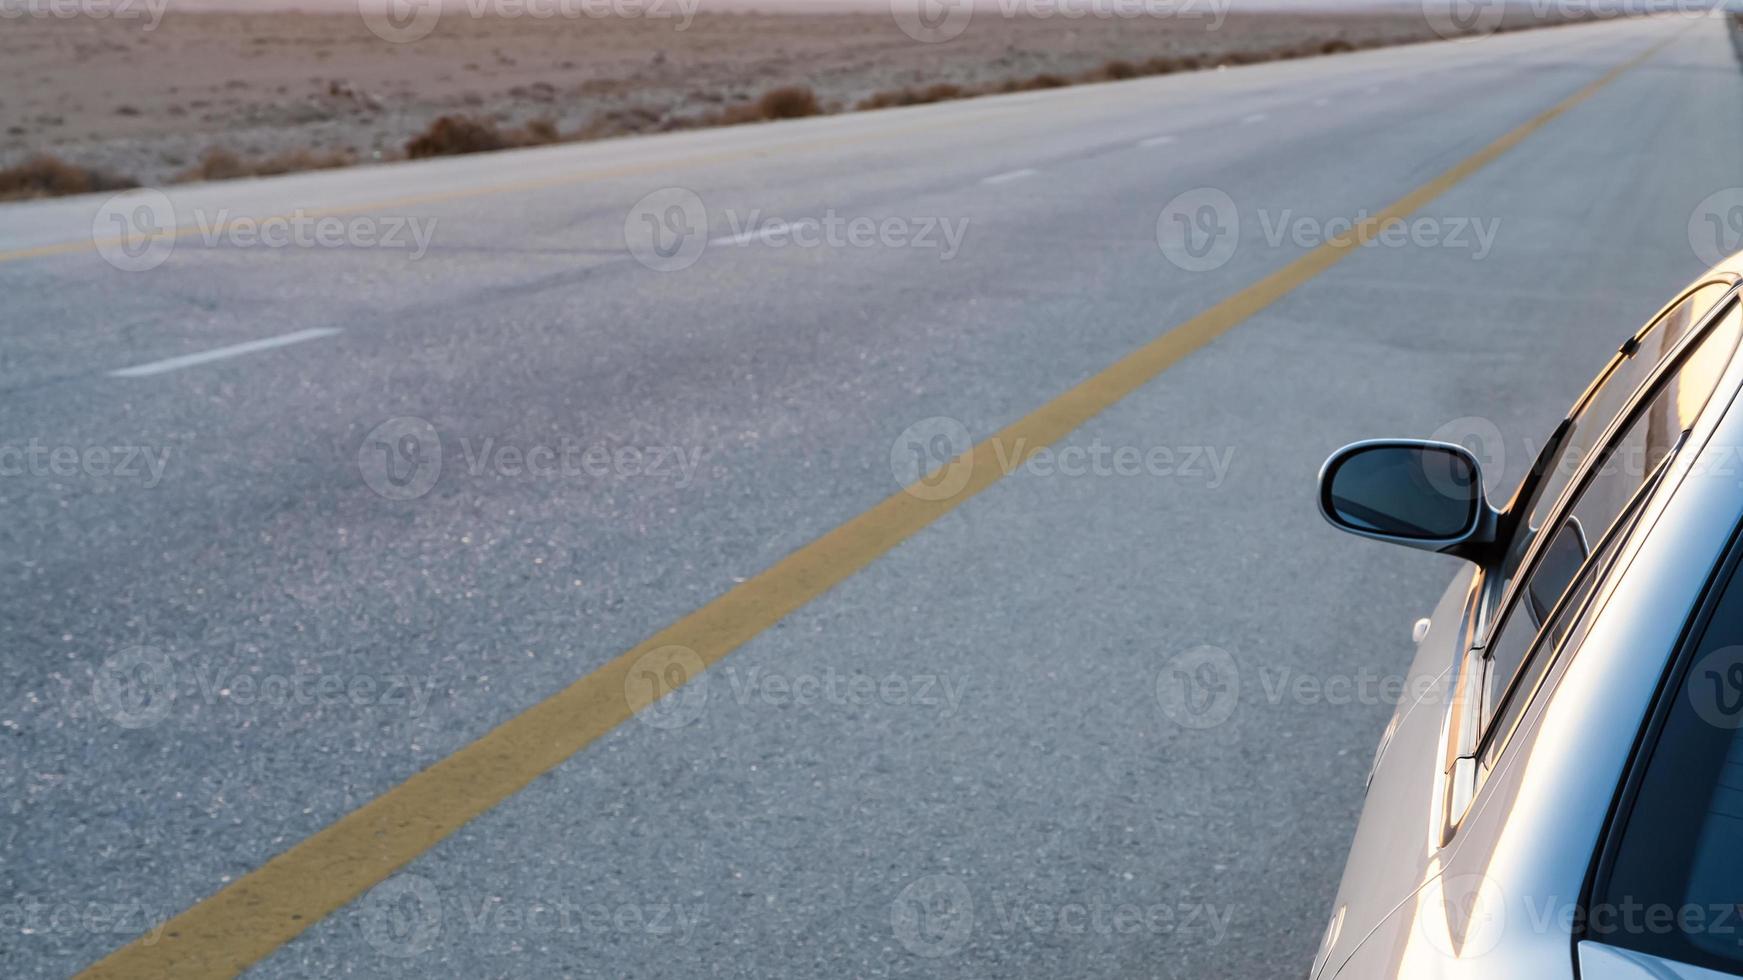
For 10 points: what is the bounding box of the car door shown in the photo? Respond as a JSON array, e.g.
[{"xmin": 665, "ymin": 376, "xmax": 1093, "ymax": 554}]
[
  {"xmin": 1581, "ymin": 519, "xmax": 1743, "ymax": 979},
  {"xmin": 1314, "ymin": 283, "xmax": 1743, "ymax": 979},
  {"xmin": 1439, "ymin": 282, "xmax": 1743, "ymax": 838}
]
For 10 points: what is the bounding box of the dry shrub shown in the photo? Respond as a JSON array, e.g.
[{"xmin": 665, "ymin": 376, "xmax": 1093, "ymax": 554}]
[
  {"xmin": 405, "ymin": 115, "xmax": 509, "ymax": 158},
  {"xmin": 856, "ymin": 82, "xmax": 965, "ymax": 110},
  {"xmin": 575, "ymin": 106, "xmax": 665, "ymax": 139},
  {"xmin": 1320, "ymin": 38, "xmax": 1356, "ymax": 54},
  {"xmin": 176, "ymin": 146, "xmax": 355, "ymax": 182},
  {"xmin": 1013, "ymin": 72, "xmax": 1069, "ymax": 91},
  {"xmin": 1219, "ymin": 49, "xmax": 1268, "ymax": 66},
  {"xmin": 715, "ymin": 85, "xmax": 823, "ymax": 125},
  {"xmin": 0, "ymin": 154, "xmax": 136, "ymax": 201},
  {"xmin": 755, "ymin": 85, "xmax": 821, "ymax": 119},
  {"xmin": 1098, "ymin": 59, "xmax": 1139, "ymax": 80},
  {"xmin": 516, "ymin": 118, "xmax": 560, "ymax": 145},
  {"xmin": 403, "ymin": 114, "xmax": 567, "ymax": 157}
]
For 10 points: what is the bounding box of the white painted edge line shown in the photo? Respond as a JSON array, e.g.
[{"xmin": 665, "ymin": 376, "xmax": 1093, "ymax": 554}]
[
  {"xmin": 982, "ymin": 168, "xmax": 1039, "ymax": 185},
  {"xmin": 1137, "ymin": 135, "xmax": 1176, "ymax": 148},
  {"xmin": 110, "ymin": 328, "xmax": 343, "ymax": 378},
  {"xmin": 1240, "ymin": 113, "xmax": 1268, "ymax": 124}
]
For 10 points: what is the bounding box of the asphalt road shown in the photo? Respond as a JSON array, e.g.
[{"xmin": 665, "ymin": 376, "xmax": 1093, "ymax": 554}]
[{"xmin": 4, "ymin": 11, "xmax": 1742, "ymax": 978}]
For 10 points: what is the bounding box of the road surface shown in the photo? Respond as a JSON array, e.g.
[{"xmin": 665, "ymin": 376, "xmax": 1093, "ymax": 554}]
[{"xmin": 2, "ymin": 11, "xmax": 1740, "ymax": 978}]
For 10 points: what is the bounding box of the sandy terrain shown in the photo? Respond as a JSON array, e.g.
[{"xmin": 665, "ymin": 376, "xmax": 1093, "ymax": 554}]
[{"xmin": 0, "ymin": 5, "xmax": 1592, "ymax": 188}]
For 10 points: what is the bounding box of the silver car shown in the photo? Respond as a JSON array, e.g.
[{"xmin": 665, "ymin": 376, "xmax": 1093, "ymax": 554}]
[{"xmin": 1312, "ymin": 254, "xmax": 1743, "ymax": 980}]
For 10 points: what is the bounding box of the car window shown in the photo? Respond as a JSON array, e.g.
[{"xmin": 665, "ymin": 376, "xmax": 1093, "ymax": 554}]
[
  {"xmin": 1480, "ymin": 301, "xmax": 1742, "ymax": 734},
  {"xmin": 1479, "ymin": 488, "xmax": 1654, "ymax": 770},
  {"xmin": 1497, "ymin": 282, "xmax": 1734, "ymax": 595},
  {"xmin": 1593, "ymin": 539, "xmax": 1743, "ymax": 974}
]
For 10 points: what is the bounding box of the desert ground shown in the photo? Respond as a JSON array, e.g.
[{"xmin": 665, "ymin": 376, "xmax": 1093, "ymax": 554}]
[{"xmin": 1, "ymin": 4, "xmax": 1594, "ymax": 190}]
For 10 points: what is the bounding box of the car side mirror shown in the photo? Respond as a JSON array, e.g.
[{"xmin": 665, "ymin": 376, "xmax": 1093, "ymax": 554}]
[{"xmin": 1318, "ymin": 440, "xmax": 1498, "ymax": 561}]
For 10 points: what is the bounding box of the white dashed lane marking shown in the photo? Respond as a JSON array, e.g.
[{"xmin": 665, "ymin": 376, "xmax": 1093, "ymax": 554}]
[{"xmin": 109, "ymin": 328, "xmax": 343, "ymax": 378}]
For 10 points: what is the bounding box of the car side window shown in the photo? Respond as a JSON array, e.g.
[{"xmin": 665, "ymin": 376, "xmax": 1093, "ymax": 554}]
[
  {"xmin": 1592, "ymin": 537, "xmax": 1743, "ymax": 974},
  {"xmin": 1479, "ymin": 489, "xmax": 1652, "ymax": 769},
  {"xmin": 1496, "ymin": 282, "xmax": 1734, "ymax": 596},
  {"xmin": 1480, "ymin": 300, "xmax": 1743, "ymax": 735}
]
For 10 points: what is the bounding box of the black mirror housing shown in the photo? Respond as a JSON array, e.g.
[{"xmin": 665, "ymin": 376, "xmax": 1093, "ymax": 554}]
[{"xmin": 1318, "ymin": 439, "xmax": 1499, "ymax": 562}]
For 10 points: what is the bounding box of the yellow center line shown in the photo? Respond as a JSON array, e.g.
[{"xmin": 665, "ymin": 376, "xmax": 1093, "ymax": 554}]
[{"xmin": 74, "ymin": 27, "xmax": 1678, "ymax": 980}]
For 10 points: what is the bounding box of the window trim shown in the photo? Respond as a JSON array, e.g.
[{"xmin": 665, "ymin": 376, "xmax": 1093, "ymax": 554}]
[
  {"xmin": 1439, "ymin": 288, "xmax": 1743, "ymax": 788},
  {"xmin": 1475, "ymin": 434, "xmax": 1683, "ymax": 768},
  {"xmin": 1486, "ymin": 279, "xmax": 1740, "ymax": 628},
  {"xmin": 1474, "ymin": 291, "xmax": 1740, "ymax": 746},
  {"xmin": 1477, "ymin": 287, "xmax": 1742, "ymax": 661}
]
